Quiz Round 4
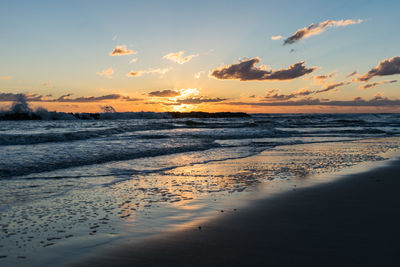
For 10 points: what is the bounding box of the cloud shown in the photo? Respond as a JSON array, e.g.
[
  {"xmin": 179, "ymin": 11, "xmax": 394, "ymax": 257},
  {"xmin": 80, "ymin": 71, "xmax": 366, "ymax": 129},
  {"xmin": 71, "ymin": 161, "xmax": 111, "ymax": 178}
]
[
  {"xmin": 56, "ymin": 94, "xmax": 122, "ymax": 102},
  {"xmin": 293, "ymin": 88, "xmax": 314, "ymax": 96},
  {"xmin": 158, "ymin": 102, "xmax": 183, "ymax": 106},
  {"xmin": 263, "ymin": 88, "xmax": 313, "ymax": 101},
  {"xmin": 228, "ymin": 95, "xmax": 400, "ymax": 107},
  {"xmin": 176, "ymin": 97, "xmax": 226, "ymax": 104},
  {"xmin": 346, "ymin": 70, "xmax": 358, "ymax": 78},
  {"xmin": 55, "ymin": 94, "xmax": 141, "ymax": 103},
  {"xmin": 316, "ymin": 81, "xmax": 350, "ymax": 93},
  {"xmin": 163, "ymin": 51, "xmax": 199, "ymax": 64},
  {"xmin": 143, "ymin": 101, "xmax": 182, "ymax": 106},
  {"xmin": 313, "ymin": 72, "xmax": 336, "ymax": 81},
  {"xmin": 283, "ymin": 19, "xmax": 363, "ymax": 45},
  {"xmin": 194, "ymin": 71, "xmax": 205, "ymax": 79},
  {"xmin": 0, "ymin": 93, "xmax": 44, "ymax": 102},
  {"xmin": 127, "ymin": 68, "xmax": 171, "ymax": 77},
  {"xmin": 109, "ymin": 45, "xmax": 136, "ymax": 56},
  {"xmin": 271, "ymin": 35, "xmax": 283, "ymax": 40},
  {"xmin": 127, "ymin": 71, "xmax": 140, "ymax": 77},
  {"xmin": 148, "ymin": 89, "xmax": 181, "ymax": 97},
  {"xmin": 262, "ymin": 81, "xmax": 349, "ymax": 102},
  {"xmin": 96, "ymin": 68, "xmax": 114, "ymax": 79},
  {"xmin": 359, "ymin": 80, "xmax": 397, "ymax": 90},
  {"xmin": 306, "ymin": 72, "xmax": 336, "ymax": 84},
  {"xmin": 148, "ymin": 88, "xmax": 201, "ymax": 101},
  {"xmin": 210, "ymin": 58, "xmax": 316, "ymax": 81},
  {"xmin": 129, "ymin": 58, "xmax": 137, "ymax": 63},
  {"xmin": 0, "ymin": 76, "xmax": 12, "ymax": 80},
  {"xmin": 144, "ymin": 95, "xmax": 226, "ymax": 106},
  {"xmin": 0, "ymin": 93, "xmax": 141, "ymax": 103},
  {"xmin": 357, "ymin": 56, "xmax": 400, "ymax": 81},
  {"xmin": 121, "ymin": 96, "xmax": 142, "ymax": 102}
]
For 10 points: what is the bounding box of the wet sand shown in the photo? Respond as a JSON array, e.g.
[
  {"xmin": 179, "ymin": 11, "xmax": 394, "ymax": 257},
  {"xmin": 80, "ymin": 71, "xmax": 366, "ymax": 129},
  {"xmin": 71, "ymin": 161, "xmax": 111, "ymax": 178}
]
[{"xmin": 70, "ymin": 158, "xmax": 400, "ymax": 267}]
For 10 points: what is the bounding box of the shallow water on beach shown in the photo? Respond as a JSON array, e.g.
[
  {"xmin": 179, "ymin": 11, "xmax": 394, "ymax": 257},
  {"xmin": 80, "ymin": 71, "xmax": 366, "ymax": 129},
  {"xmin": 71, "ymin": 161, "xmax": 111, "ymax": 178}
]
[{"xmin": 1, "ymin": 114, "xmax": 400, "ymax": 265}]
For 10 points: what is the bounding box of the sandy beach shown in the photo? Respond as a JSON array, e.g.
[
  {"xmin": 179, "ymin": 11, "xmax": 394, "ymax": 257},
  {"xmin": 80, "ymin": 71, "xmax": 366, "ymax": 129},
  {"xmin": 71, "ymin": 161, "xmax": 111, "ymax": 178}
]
[{"xmin": 69, "ymin": 158, "xmax": 400, "ymax": 267}]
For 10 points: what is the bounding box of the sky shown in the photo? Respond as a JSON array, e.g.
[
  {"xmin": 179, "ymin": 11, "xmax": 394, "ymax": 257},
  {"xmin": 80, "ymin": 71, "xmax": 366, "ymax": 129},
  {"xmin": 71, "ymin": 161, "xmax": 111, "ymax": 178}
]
[{"xmin": 0, "ymin": 0, "xmax": 400, "ymax": 113}]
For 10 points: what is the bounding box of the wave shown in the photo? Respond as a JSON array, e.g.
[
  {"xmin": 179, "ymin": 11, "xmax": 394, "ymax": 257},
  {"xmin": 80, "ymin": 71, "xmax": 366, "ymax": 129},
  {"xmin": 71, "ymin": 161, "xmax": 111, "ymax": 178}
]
[
  {"xmin": 0, "ymin": 123, "xmax": 177, "ymax": 145},
  {"xmin": 0, "ymin": 120, "xmax": 261, "ymax": 146},
  {"xmin": 280, "ymin": 128, "xmax": 398, "ymax": 136},
  {"xmin": 1, "ymin": 123, "xmax": 398, "ymax": 146},
  {"xmin": 0, "ymin": 140, "xmax": 219, "ymax": 178},
  {"xmin": 0, "ymin": 108, "xmax": 251, "ymax": 121}
]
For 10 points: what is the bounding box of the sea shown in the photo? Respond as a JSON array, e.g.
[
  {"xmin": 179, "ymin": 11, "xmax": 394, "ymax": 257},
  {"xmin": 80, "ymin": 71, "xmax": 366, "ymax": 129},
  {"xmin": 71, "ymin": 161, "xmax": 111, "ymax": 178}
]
[{"xmin": 1, "ymin": 113, "xmax": 400, "ymax": 265}]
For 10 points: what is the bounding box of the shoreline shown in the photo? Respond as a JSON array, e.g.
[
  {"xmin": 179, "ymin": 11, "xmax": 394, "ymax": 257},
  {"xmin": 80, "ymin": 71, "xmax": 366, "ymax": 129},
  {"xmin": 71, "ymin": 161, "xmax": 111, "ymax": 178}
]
[{"xmin": 69, "ymin": 156, "xmax": 400, "ymax": 267}]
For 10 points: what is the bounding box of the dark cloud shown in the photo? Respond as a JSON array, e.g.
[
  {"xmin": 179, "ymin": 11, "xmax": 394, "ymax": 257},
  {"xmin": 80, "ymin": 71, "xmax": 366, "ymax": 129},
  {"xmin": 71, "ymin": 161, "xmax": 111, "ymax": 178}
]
[
  {"xmin": 0, "ymin": 93, "xmax": 44, "ymax": 102},
  {"xmin": 313, "ymin": 72, "xmax": 335, "ymax": 81},
  {"xmin": 262, "ymin": 81, "xmax": 347, "ymax": 102},
  {"xmin": 56, "ymin": 94, "xmax": 122, "ymax": 102},
  {"xmin": 0, "ymin": 93, "xmax": 139, "ymax": 103},
  {"xmin": 358, "ymin": 56, "xmax": 400, "ymax": 81},
  {"xmin": 148, "ymin": 90, "xmax": 181, "ymax": 97},
  {"xmin": 211, "ymin": 58, "xmax": 316, "ymax": 81},
  {"xmin": 228, "ymin": 95, "xmax": 400, "ymax": 107},
  {"xmin": 346, "ymin": 71, "xmax": 358, "ymax": 78},
  {"xmin": 176, "ymin": 98, "xmax": 226, "ymax": 104},
  {"xmin": 58, "ymin": 93, "xmax": 73, "ymax": 99},
  {"xmin": 23, "ymin": 93, "xmax": 44, "ymax": 101},
  {"xmin": 263, "ymin": 89, "xmax": 313, "ymax": 101},
  {"xmin": 121, "ymin": 96, "xmax": 142, "ymax": 102},
  {"xmin": 264, "ymin": 93, "xmax": 295, "ymax": 101},
  {"xmin": 295, "ymin": 89, "xmax": 314, "ymax": 96},
  {"xmin": 316, "ymin": 82, "xmax": 350, "ymax": 93},
  {"xmin": 283, "ymin": 19, "xmax": 363, "ymax": 45},
  {"xmin": 359, "ymin": 80, "xmax": 397, "ymax": 90}
]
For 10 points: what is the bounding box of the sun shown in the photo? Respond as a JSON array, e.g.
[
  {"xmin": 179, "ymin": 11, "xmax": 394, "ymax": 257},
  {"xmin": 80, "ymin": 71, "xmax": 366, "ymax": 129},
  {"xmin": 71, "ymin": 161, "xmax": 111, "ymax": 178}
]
[
  {"xmin": 170, "ymin": 104, "xmax": 194, "ymax": 112},
  {"xmin": 163, "ymin": 88, "xmax": 200, "ymax": 112}
]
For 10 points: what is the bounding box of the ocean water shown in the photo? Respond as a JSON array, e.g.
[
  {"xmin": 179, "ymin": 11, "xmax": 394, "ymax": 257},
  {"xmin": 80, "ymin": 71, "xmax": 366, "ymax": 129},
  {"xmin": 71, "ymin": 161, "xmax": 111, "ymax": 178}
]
[{"xmin": 1, "ymin": 113, "xmax": 400, "ymax": 264}]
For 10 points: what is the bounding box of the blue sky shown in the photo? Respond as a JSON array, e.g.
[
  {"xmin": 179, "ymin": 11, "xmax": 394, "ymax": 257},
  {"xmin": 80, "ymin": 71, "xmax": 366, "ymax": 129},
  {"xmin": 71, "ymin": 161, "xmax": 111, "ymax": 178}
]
[{"xmin": 0, "ymin": 0, "xmax": 399, "ymax": 112}]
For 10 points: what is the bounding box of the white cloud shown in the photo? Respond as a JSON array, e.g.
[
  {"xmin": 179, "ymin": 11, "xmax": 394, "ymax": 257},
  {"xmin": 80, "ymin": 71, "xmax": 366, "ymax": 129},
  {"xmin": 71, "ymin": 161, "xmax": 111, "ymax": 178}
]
[
  {"xmin": 96, "ymin": 68, "xmax": 114, "ymax": 79},
  {"xmin": 271, "ymin": 35, "xmax": 283, "ymax": 40},
  {"xmin": 163, "ymin": 51, "xmax": 199, "ymax": 64},
  {"xmin": 194, "ymin": 71, "xmax": 205, "ymax": 79},
  {"xmin": 109, "ymin": 45, "xmax": 136, "ymax": 56},
  {"xmin": 127, "ymin": 68, "xmax": 171, "ymax": 78}
]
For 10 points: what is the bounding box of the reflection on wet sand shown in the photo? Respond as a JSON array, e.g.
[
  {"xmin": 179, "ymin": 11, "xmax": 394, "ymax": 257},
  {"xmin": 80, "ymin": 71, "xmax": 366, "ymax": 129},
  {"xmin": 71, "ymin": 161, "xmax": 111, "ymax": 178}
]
[{"xmin": 0, "ymin": 138, "xmax": 399, "ymax": 265}]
